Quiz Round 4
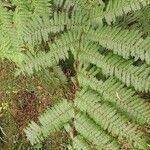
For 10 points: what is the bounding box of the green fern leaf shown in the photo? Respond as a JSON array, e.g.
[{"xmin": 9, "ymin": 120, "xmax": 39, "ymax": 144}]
[
  {"xmin": 75, "ymin": 89, "xmax": 149, "ymax": 149},
  {"xmin": 105, "ymin": 0, "xmax": 150, "ymax": 24},
  {"xmin": 16, "ymin": 30, "xmax": 81, "ymax": 75},
  {"xmin": 24, "ymin": 99, "xmax": 74, "ymax": 145},
  {"xmin": 86, "ymin": 26, "xmax": 150, "ymax": 64},
  {"xmin": 78, "ymin": 68, "xmax": 150, "ymax": 125},
  {"xmin": 79, "ymin": 44, "xmax": 150, "ymax": 92},
  {"xmin": 73, "ymin": 136, "xmax": 91, "ymax": 150},
  {"xmin": 75, "ymin": 113, "xmax": 120, "ymax": 150}
]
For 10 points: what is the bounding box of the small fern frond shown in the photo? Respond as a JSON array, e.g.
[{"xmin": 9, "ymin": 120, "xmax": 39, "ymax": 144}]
[
  {"xmin": 75, "ymin": 89, "xmax": 149, "ymax": 149},
  {"xmin": 78, "ymin": 69, "xmax": 150, "ymax": 125},
  {"xmin": 75, "ymin": 113, "xmax": 120, "ymax": 150},
  {"xmin": 13, "ymin": 0, "xmax": 32, "ymax": 39},
  {"xmin": 24, "ymin": 99, "xmax": 74, "ymax": 145},
  {"xmin": 13, "ymin": 0, "xmax": 50, "ymax": 45},
  {"xmin": 88, "ymin": 5, "xmax": 104, "ymax": 26}
]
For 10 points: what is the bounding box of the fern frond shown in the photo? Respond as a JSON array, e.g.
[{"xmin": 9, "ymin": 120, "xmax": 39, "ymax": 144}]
[
  {"xmin": 104, "ymin": 0, "xmax": 150, "ymax": 24},
  {"xmin": 78, "ymin": 69, "xmax": 150, "ymax": 125},
  {"xmin": 73, "ymin": 135, "xmax": 91, "ymax": 150},
  {"xmin": 31, "ymin": 0, "xmax": 52, "ymax": 17},
  {"xmin": 75, "ymin": 113, "xmax": 120, "ymax": 150},
  {"xmin": 37, "ymin": 66, "xmax": 67, "ymax": 89},
  {"xmin": 88, "ymin": 5, "xmax": 104, "ymax": 26},
  {"xmin": 55, "ymin": 0, "xmax": 100, "ymax": 11},
  {"xmin": 13, "ymin": 0, "xmax": 32, "ymax": 40},
  {"xmin": 13, "ymin": 0, "xmax": 88, "ymax": 46},
  {"xmin": 16, "ymin": 31, "xmax": 81, "ymax": 75},
  {"xmin": 0, "ymin": 1, "xmax": 24, "ymax": 63},
  {"xmin": 24, "ymin": 99, "xmax": 74, "ymax": 145},
  {"xmin": 13, "ymin": 0, "xmax": 50, "ymax": 45},
  {"xmin": 0, "ymin": 1, "xmax": 13, "ymax": 24},
  {"xmin": 137, "ymin": 5, "xmax": 150, "ymax": 35},
  {"xmin": 79, "ymin": 45, "xmax": 150, "ymax": 92},
  {"xmin": 86, "ymin": 26, "xmax": 150, "ymax": 64},
  {"xmin": 62, "ymin": 0, "xmax": 149, "ymax": 26},
  {"xmin": 117, "ymin": 5, "xmax": 150, "ymax": 35},
  {"xmin": 75, "ymin": 89, "xmax": 149, "ymax": 149},
  {"xmin": 15, "ymin": 51, "xmax": 57, "ymax": 75}
]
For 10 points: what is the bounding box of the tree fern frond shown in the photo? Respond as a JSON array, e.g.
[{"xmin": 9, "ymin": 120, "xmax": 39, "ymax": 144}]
[
  {"xmin": 78, "ymin": 69, "xmax": 150, "ymax": 125},
  {"xmin": 75, "ymin": 89, "xmax": 149, "ymax": 149},
  {"xmin": 104, "ymin": 0, "xmax": 150, "ymax": 24},
  {"xmin": 24, "ymin": 99, "xmax": 74, "ymax": 145},
  {"xmin": 79, "ymin": 46, "xmax": 150, "ymax": 92},
  {"xmin": 86, "ymin": 26, "xmax": 150, "ymax": 64},
  {"xmin": 75, "ymin": 113, "xmax": 120, "ymax": 150}
]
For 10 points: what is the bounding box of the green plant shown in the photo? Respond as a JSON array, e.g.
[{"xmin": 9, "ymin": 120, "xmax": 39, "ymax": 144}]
[{"xmin": 0, "ymin": 0, "xmax": 150, "ymax": 149}]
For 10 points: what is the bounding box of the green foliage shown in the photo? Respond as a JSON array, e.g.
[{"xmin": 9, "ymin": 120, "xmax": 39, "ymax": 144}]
[
  {"xmin": 15, "ymin": 30, "xmax": 81, "ymax": 75},
  {"xmin": 75, "ymin": 89, "xmax": 148, "ymax": 149},
  {"xmin": 0, "ymin": 1, "xmax": 24, "ymax": 63},
  {"xmin": 71, "ymin": 135, "xmax": 91, "ymax": 150},
  {"xmin": 104, "ymin": 0, "xmax": 150, "ymax": 24},
  {"xmin": 85, "ymin": 26, "xmax": 150, "ymax": 64},
  {"xmin": 118, "ymin": 5, "xmax": 150, "ymax": 35},
  {"xmin": 75, "ymin": 113, "xmax": 120, "ymax": 150},
  {"xmin": 79, "ymin": 46, "xmax": 150, "ymax": 92},
  {"xmin": 78, "ymin": 68, "xmax": 150, "ymax": 125},
  {"xmin": 0, "ymin": 0, "xmax": 150, "ymax": 149},
  {"xmin": 36, "ymin": 66, "xmax": 68, "ymax": 89},
  {"xmin": 24, "ymin": 99, "xmax": 74, "ymax": 145}
]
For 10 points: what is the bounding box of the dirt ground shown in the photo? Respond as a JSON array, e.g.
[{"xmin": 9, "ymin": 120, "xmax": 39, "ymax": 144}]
[{"xmin": 0, "ymin": 60, "xmax": 69, "ymax": 150}]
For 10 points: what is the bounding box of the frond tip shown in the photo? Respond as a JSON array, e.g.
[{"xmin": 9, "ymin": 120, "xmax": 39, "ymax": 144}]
[{"xmin": 24, "ymin": 100, "xmax": 74, "ymax": 145}]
